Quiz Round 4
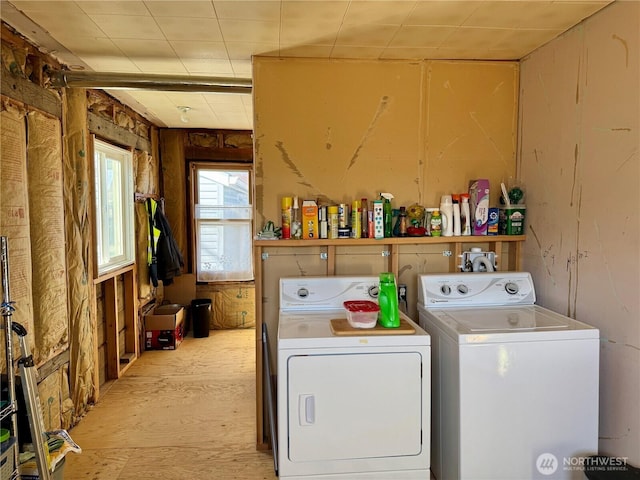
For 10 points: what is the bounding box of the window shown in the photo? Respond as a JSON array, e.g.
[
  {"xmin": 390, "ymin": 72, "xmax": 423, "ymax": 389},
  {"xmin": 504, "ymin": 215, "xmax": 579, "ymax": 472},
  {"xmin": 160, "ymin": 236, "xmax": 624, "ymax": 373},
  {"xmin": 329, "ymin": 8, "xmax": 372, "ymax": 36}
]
[
  {"xmin": 192, "ymin": 164, "xmax": 253, "ymax": 282},
  {"xmin": 93, "ymin": 138, "xmax": 135, "ymax": 275}
]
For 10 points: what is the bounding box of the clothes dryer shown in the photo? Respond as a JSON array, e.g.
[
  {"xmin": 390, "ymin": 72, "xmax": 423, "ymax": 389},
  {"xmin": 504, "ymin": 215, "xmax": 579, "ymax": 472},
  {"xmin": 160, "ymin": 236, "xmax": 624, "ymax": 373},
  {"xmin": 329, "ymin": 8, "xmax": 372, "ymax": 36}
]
[{"xmin": 278, "ymin": 276, "xmax": 431, "ymax": 479}]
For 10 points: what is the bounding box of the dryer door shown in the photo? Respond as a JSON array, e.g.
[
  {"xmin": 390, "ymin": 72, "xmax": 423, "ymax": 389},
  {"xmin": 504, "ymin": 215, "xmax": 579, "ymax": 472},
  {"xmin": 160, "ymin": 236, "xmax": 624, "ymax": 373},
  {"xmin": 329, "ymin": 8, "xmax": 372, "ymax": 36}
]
[{"xmin": 286, "ymin": 352, "xmax": 423, "ymax": 462}]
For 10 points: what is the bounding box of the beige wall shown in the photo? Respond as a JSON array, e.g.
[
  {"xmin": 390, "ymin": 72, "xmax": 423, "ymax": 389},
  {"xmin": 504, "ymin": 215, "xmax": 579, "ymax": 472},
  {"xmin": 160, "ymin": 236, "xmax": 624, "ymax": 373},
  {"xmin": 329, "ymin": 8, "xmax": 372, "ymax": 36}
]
[
  {"xmin": 253, "ymin": 57, "xmax": 518, "ymax": 228},
  {"xmin": 519, "ymin": 1, "xmax": 639, "ymax": 463}
]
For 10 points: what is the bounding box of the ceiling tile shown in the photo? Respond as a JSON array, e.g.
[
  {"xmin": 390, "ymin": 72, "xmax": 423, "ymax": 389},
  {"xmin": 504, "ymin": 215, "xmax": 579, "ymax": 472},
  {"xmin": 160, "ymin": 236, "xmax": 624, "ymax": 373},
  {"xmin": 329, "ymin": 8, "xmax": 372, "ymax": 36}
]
[
  {"xmin": 380, "ymin": 46, "xmax": 440, "ymax": 60},
  {"xmin": 230, "ymin": 59, "xmax": 254, "ymax": 76},
  {"xmin": 77, "ymin": 1, "xmax": 150, "ymax": 16},
  {"xmin": 182, "ymin": 58, "xmax": 234, "ymax": 75},
  {"xmin": 226, "ymin": 42, "xmax": 279, "ymax": 59},
  {"xmin": 335, "ymin": 24, "xmax": 399, "ymax": 47},
  {"xmin": 131, "ymin": 57, "xmax": 188, "ymax": 73},
  {"xmin": 9, "ymin": 1, "xmax": 85, "ymax": 14},
  {"xmin": 331, "ymin": 45, "xmax": 386, "ymax": 59},
  {"xmin": 213, "ymin": 1, "xmax": 281, "ymax": 21},
  {"xmin": 463, "ymin": 1, "xmax": 548, "ymax": 28},
  {"xmin": 278, "ymin": 44, "xmax": 333, "ymax": 57},
  {"xmin": 280, "ymin": 21, "xmax": 340, "ymax": 46},
  {"xmin": 52, "ymin": 35, "xmax": 122, "ymax": 56},
  {"xmin": 21, "ymin": 11, "xmax": 105, "ymax": 38},
  {"xmin": 495, "ymin": 28, "xmax": 563, "ymax": 54},
  {"xmin": 390, "ymin": 25, "xmax": 456, "ymax": 48},
  {"xmin": 112, "ymin": 38, "xmax": 176, "ymax": 58},
  {"xmin": 524, "ymin": 1, "xmax": 611, "ymax": 30},
  {"xmin": 88, "ymin": 14, "xmax": 165, "ymax": 40},
  {"xmin": 4, "ymin": 0, "xmax": 614, "ymax": 130},
  {"xmin": 81, "ymin": 56, "xmax": 141, "ymax": 72},
  {"xmin": 342, "ymin": 1, "xmax": 415, "ymax": 25},
  {"xmin": 441, "ymin": 26, "xmax": 511, "ymax": 51},
  {"xmin": 205, "ymin": 94, "xmax": 246, "ymax": 106},
  {"xmin": 144, "ymin": 1, "xmax": 216, "ymax": 18},
  {"xmin": 170, "ymin": 41, "xmax": 229, "ymax": 59},
  {"xmin": 281, "ymin": 0, "xmax": 349, "ymax": 22},
  {"xmin": 405, "ymin": 1, "xmax": 481, "ymax": 26},
  {"xmin": 155, "ymin": 17, "xmax": 223, "ymax": 42},
  {"xmin": 218, "ymin": 19, "xmax": 280, "ymax": 43}
]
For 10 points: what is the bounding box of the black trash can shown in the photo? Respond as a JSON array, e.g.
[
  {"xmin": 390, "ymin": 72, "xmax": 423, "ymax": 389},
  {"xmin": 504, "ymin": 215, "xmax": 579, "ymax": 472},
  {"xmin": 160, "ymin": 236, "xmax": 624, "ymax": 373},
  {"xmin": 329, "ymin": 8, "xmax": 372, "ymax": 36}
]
[{"xmin": 191, "ymin": 298, "xmax": 212, "ymax": 338}]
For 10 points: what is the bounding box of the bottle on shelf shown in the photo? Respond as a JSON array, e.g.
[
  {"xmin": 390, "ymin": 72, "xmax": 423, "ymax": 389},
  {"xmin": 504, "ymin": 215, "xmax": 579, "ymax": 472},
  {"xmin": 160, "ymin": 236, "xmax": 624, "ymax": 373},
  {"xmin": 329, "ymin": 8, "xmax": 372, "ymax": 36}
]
[
  {"xmin": 291, "ymin": 196, "xmax": 302, "ymax": 240},
  {"xmin": 396, "ymin": 206, "xmax": 408, "ymax": 237},
  {"xmin": 281, "ymin": 196, "xmax": 292, "ymax": 239},
  {"xmin": 452, "ymin": 194, "xmax": 461, "ymax": 236},
  {"xmin": 378, "ymin": 272, "xmax": 400, "ymax": 328},
  {"xmin": 440, "ymin": 195, "xmax": 454, "ymax": 237},
  {"xmin": 361, "ymin": 198, "xmax": 369, "ymax": 238},
  {"xmin": 461, "ymin": 194, "xmax": 471, "ymax": 236},
  {"xmin": 380, "ymin": 192, "xmax": 394, "ymax": 238},
  {"xmin": 430, "ymin": 209, "xmax": 442, "ymax": 236}
]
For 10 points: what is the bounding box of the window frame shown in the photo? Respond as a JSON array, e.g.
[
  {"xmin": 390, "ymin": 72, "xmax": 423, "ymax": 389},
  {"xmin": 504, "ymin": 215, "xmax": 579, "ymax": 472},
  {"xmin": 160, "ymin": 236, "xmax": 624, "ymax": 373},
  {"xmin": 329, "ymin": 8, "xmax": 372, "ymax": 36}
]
[
  {"xmin": 190, "ymin": 162, "xmax": 254, "ymax": 282},
  {"xmin": 92, "ymin": 137, "xmax": 135, "ymax": 278}
]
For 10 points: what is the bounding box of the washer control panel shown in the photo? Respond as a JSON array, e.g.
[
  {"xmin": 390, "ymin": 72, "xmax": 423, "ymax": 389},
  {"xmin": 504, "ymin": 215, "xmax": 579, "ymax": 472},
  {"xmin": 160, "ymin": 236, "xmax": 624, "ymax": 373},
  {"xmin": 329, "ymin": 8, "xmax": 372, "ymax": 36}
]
[{"xmin": 418, "ymin": 272, "xmax": 536, "ymax": 307}]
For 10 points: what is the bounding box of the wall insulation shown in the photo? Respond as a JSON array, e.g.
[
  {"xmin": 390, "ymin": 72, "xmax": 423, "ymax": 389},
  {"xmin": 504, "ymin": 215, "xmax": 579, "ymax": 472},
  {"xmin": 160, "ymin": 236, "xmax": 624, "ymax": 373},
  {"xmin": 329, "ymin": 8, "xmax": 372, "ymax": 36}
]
[
  {"xmin": 0, "ymin": 105, "xmax": 35, "ymax": 361},
  {"xmin": 26, "ymin": 111, "xmax": 69, "ymax": 364},
  {"xmin": 62, "ymin": 88, "xmax": 96, "ymax": 419}
]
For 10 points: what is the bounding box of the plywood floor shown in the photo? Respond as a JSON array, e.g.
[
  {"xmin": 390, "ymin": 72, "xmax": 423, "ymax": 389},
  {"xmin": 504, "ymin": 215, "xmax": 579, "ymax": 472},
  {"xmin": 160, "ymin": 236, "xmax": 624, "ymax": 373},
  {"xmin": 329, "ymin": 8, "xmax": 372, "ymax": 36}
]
[{"xmin": 64, "ymin": 328, "xmax": 276, "ymax": 480}]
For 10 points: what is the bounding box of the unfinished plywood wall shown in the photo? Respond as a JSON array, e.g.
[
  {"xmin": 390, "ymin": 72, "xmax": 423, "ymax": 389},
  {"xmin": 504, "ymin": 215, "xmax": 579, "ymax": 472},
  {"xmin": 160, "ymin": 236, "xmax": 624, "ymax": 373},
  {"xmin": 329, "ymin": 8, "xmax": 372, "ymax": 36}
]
[
  {"xmin": 253, "ymin": 58, "xmax": 518, "ymax": 229},
  {"xmin": 253, "ymin": 57, "xmax": 519, "ymax": 343},
  {"xmin": 519, "ymin": 1, "xmax": 639, "ymax": 463}
]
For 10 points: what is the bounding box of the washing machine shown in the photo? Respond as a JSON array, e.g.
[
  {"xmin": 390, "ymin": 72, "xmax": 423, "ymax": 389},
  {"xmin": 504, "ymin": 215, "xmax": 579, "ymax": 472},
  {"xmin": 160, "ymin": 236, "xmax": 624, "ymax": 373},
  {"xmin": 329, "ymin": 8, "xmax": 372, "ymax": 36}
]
[
  {"xmin": 277, "ymin": 276, "xmax": 431, "ymax": 480},
  {"xmin": 417, "ymin": 272, "xmax": 599, "ymax": 480}
]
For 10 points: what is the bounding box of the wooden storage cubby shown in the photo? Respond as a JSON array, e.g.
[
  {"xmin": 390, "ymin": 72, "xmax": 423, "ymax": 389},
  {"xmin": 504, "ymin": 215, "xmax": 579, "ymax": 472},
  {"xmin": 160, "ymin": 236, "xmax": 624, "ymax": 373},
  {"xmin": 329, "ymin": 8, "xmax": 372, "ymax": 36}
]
[{"xmin": 253, "ymin": 235, "xmax": 525, "ymax": 449}]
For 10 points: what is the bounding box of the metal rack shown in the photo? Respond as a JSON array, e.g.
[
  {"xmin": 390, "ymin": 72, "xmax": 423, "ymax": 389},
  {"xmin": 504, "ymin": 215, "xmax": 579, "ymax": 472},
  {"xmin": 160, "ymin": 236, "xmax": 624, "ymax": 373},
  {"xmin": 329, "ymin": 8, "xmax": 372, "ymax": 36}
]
[
  {"xmin": 1, "ymin": 236, "xmax": 51, "ymax": 480},
  {"xmin": 1, "ymin": 236, "xmax": 20, "ymax": 480}
]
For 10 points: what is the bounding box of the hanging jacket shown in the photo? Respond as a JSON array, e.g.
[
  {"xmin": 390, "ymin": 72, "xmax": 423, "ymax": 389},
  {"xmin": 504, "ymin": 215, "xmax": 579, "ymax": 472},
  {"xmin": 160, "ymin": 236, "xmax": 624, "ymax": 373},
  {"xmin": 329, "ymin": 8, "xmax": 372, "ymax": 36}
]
[{"xmin": 146, "ymin": 198, "xmax": 184, "ymax": 286}]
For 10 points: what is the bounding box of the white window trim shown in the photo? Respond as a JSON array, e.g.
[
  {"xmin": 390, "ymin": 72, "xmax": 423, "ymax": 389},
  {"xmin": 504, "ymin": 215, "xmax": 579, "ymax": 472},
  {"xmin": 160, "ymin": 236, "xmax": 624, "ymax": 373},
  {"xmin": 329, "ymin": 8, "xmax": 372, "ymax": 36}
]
[
  {"xmin": 93, "ymin": 138, "xmax": 135, "ymax": 277},
  {"xmin": 191, "ymin": 162, "xmax": 254, "ymax": 282}
]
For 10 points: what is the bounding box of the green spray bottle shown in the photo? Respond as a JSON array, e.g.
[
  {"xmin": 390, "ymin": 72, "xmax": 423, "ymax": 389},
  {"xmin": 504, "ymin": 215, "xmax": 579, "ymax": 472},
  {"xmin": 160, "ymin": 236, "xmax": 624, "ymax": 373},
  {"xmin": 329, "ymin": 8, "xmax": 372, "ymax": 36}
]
[
  {"xmin": 378, "ymin": 272, "xmax": 400, "ymax": 328},
  {"xmin": 380, "ymin": 192, "xmax": 394, "ymax": 238}
]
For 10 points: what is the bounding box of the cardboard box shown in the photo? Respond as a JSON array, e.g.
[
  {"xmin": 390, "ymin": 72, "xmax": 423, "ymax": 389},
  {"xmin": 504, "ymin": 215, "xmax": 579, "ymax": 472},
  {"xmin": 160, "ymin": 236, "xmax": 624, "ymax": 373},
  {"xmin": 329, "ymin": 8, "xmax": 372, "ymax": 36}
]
[
  {"xmin": 145, "ymin": 305, "xmax": 184, "ymax": 350},
  {"xmin": 487, "ymin": 207, "xmax": 499, "ymax": 235},
  {"xmin": 302, "ymin": 200, "xmax": 319, "ymax": 239},
  {"xmin": 196, "ymin": 284, "xmax": 255, "ymax": 329},
  {"xmin": 469, "ymin": 179, "xmax": 490, "ymax": 235},
  {"xmin": 499, "ymin": 206, "xmax": 526, "ymax": 235}
]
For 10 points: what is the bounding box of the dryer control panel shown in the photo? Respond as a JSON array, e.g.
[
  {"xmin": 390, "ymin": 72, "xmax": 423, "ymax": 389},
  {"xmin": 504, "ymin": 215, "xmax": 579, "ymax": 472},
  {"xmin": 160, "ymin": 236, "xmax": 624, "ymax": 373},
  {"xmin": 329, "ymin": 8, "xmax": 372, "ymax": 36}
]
[
  {"xmin": 280, "ymin": 276, "xmax": 380, "ymax": 311},
  {"xmin": 418, "ymin": 272, "xmax": 536, "ymax": 307}
]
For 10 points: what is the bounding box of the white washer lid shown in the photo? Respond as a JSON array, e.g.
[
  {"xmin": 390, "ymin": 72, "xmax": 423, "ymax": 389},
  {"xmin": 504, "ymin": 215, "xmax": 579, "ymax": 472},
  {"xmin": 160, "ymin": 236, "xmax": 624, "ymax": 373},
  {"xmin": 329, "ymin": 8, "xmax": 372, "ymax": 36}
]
[
  {"xmin": 449, "ymin": 307, "xmax": 567, "ymax": 331},
  {"xmin": 423, "ymin": 305, "xmax": 599, "ymax": 343}
]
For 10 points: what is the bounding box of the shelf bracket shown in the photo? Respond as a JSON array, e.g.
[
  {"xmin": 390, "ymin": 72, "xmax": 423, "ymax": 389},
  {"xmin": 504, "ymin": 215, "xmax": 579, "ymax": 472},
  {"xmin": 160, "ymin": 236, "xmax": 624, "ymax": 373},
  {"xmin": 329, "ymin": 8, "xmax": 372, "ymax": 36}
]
[
  {"xmin": 381, "ymin": 250, "xmax": 390, "ymax": 257},
  {"xmin": 442, "ymin": 250, "xmax": 452, "ymax": 257},
  {"xmin": 261, "ymin": 252, "xmax": 269, "ymax": 261},
  {"xmin": 320, "ymin": 252, "xmax": 328, "ymax": 260}
]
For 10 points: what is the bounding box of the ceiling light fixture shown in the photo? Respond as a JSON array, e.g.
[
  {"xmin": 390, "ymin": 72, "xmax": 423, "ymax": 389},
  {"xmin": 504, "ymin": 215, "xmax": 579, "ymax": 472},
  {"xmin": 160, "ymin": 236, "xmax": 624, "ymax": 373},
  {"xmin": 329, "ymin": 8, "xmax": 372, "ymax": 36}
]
[{"xmin": 177, "ymin": 106, "xmax": 191, "ymax": 123}]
